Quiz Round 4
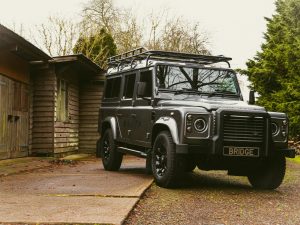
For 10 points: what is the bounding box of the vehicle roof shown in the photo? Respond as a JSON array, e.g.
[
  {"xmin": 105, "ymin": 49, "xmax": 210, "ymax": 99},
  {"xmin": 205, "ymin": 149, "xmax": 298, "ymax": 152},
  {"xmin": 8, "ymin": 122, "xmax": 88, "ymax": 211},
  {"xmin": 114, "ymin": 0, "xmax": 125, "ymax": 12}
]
[{"xmin": 106, "ymin": 47, "xmax": 233, "ymax": 76}]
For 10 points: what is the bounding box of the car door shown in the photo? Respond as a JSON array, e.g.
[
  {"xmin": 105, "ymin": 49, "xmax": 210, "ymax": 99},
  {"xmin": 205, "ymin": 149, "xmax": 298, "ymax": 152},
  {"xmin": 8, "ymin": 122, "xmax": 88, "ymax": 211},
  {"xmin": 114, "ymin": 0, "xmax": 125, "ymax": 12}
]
[
  {"xmin": 131, "ymin": 69, "xmax": 154, "ymax": 147},
  {"xmin": 116, "ymin": 72, "xmax": 137, "ymax": 144}
]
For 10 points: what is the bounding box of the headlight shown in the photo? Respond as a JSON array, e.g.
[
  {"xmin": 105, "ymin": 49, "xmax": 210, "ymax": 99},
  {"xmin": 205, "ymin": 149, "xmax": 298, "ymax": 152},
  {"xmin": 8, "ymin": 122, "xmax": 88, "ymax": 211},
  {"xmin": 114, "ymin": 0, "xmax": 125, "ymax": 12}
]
[
  {"xmin": 185, "ymin": 113, "xmax": 210, "ymax": 138},
  {"xmin": 271, "ymin": 118, "xmax": 288, "ymax": 142},
  {"xmin": 271, "ymin": 122, "xmax": 279, "ymax": 135},
  {"xmin": 194, "ymin": 118, "xmax": 207, "ymax": 133}
]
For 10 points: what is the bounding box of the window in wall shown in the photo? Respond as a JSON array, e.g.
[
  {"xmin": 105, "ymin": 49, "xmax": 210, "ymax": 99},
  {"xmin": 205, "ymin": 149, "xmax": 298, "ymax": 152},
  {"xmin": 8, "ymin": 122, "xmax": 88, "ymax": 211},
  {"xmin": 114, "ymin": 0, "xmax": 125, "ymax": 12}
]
[
  {"xmin": 139, "ymin": 71, "xmax": 152, "ymax": 98},
  {"xmin": 104, "ymin": 77, "xmax": 121, "ymax": 98},
  {"xmin": 57, "ymin": 79, "xmax": 68, "ymax": 121},
  {"xmin": 123, "ymin": 73, "xmax": 136, "ymax": 99}
]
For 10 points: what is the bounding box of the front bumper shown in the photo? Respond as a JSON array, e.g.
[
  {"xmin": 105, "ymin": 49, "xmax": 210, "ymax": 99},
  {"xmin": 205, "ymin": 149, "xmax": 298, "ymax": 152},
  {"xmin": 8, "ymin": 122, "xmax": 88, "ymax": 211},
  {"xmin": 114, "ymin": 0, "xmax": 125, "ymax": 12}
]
[
  {"xmin": 275, "ymin": 148, "xmax": 296, "ymax": 158},
  {"xmin": 175, "ymin": 142, "xmax": 296, "ymax": 158}
]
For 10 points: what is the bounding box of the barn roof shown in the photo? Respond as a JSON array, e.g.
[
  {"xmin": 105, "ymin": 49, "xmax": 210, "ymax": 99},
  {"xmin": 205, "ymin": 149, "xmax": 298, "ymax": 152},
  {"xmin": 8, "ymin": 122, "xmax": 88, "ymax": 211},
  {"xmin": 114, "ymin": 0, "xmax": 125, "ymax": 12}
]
[
  {"xmin": 0, "ymin": 24, "xmax": 51, "ymax": 62},
  {"xmin": 0, "ymin": 24, "xmax": 104, "ymax": 75}
]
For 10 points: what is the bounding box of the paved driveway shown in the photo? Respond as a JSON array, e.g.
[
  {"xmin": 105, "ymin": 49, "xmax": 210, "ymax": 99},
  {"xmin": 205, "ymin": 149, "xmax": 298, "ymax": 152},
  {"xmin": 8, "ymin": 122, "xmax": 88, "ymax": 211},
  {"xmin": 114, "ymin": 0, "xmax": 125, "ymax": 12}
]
[
  {"xmin": 0, "ymin": 156, "xmax": 153, "ymax": 225},
  {"xmin": 125, "ymin": 159, "xmax": 300, "ymax": 225}
]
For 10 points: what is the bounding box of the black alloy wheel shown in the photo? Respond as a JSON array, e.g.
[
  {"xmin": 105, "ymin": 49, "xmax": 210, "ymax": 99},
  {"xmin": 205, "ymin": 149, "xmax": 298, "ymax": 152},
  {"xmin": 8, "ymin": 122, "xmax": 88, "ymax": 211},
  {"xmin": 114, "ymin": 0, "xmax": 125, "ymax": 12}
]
[
  {"xmin": 100, "ymin": 129, "xmax": 123, "ymax": 171},
  {"xmin": 152, "ymin": 131, "xmax": 184, "ymax": 188}
]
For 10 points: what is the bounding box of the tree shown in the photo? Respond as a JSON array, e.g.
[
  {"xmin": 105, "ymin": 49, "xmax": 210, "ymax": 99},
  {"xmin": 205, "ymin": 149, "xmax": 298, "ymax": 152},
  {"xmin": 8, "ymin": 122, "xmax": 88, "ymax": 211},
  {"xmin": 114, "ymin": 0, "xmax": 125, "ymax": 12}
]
[
  {"xmin": 243, "ymin": 0, "xmax": 300, "ymax": 136},
  {"xmin": 33, "ymin": 16, "xmax": 79, "ymax": 56},
  {"xmin": 81, "ymin": 0, "xmax": 210, "ymax": 54},
  {"xmin": 155, "ymin": 17, "xmax": 210, "ymax": 54},
  {"xmin": 73, "ymin": 28, "xmax": 117, "ymax": 69},
  {"xmin": 82, "ymin": 0, "xmax": 119, "ymax": 34},
  {"xmin": 82, "ymin": 0, "xmax": 141, "ymax": 53}
]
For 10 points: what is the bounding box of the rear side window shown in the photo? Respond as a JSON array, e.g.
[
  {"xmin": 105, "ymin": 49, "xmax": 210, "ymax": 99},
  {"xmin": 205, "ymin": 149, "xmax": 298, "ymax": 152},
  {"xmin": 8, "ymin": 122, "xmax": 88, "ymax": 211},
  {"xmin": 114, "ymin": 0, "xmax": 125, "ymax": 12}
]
[
  {"xmin": 104, "ymin": 77, "xmax": 121, "ymax": 98},
  {"xmin": 123, "ymin": 73, "xmax": 136, "ymax": 99}
]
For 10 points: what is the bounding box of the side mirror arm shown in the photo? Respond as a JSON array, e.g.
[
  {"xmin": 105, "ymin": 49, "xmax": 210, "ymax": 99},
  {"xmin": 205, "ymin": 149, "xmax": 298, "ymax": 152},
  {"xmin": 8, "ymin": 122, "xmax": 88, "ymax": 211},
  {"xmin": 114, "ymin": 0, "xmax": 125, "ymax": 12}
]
[{"xmin": 249, "ymin": 90, "xmax": 255, "ymax": 105}]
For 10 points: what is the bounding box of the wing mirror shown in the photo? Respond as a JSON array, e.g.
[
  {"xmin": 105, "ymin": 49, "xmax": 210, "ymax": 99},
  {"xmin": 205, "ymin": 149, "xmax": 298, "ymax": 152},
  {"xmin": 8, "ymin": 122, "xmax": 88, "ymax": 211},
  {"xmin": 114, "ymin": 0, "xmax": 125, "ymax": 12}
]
[{"xmin": 249, "ymin": 90, "xmax": 255, "ymax": 105}]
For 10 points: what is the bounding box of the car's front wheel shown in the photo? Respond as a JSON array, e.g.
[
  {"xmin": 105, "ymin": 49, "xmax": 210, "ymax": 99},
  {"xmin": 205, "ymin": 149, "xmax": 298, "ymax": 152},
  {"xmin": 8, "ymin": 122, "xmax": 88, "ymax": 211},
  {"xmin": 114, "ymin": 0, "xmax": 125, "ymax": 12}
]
[
  {"xmin": 185, "ymin": 158, "xmax": 197, "ymax": 172},
  {"xmin": 152, "ymin": 131, "xmax": 184, "ymax": 188},
  {"xmin": 100, "ymin": 129, "xmax": 123, "ymax": 171},
  {"xmin": 247, "ymin": 154, "xmax": 286, "ymax": 189}
]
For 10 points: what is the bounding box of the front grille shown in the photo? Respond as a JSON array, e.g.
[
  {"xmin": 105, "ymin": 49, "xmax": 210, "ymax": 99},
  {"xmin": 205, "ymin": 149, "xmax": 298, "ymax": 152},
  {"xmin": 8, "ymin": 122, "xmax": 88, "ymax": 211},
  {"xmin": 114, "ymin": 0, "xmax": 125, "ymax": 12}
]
[{"xmin": 223, "ymin": 115, "xmax": 264, "ymax": 142}]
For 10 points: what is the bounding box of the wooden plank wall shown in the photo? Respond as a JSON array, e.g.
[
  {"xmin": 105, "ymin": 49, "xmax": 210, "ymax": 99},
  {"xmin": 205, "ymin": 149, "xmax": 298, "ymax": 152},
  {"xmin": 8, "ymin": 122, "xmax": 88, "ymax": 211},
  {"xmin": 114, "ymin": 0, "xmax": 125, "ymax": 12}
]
[
  {"xmin": 54, "ymin": 73, "xmax": 79, "ymax": 154},
  {"xmin": 28, "ymin": 80, "xmax": 33, "ymax": 155},
  {"xmin": 79, "ymin": 78, "xmax": 104, "ymax": 153},
  {"xmin": 31, "ymin": 68, "xmax": 55, "ymax": 155}
]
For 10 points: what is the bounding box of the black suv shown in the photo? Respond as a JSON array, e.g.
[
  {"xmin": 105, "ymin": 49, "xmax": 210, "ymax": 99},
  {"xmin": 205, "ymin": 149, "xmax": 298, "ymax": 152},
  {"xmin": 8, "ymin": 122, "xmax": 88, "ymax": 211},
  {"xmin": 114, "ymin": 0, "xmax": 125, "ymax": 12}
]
[{"xmin": 98, "ymin": 48, "xmax": 295, "ymax": 189}]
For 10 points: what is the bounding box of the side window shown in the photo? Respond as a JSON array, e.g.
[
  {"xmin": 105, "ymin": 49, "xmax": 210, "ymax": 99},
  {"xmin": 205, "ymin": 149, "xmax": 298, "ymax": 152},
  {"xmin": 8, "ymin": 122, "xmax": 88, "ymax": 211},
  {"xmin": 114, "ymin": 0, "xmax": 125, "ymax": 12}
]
[
  {"xmin": 104, "ymin": 77, "xmax": 121, "ymax": 98},
  {"xmin": 57, "ymin": 79, "xmax": 68, "ymax": 122},
  {"xmin": 139, "ymin": 71, "xmax": 152, "ymax": 97},
  {"xmin": 123, "ymin": 73, "xmax": 136, "ymax": 99}
]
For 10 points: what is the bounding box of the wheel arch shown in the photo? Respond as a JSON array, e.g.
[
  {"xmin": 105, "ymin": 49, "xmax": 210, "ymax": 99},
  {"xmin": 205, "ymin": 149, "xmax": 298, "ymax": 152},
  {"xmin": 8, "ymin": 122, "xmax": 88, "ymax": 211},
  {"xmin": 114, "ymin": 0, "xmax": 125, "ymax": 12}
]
[
  {"xmin": 100, "ymin": 117, "xmax": 117, "ymax": 140},
  {"xmin": 151, "ymin": 117, "xmax": 180, "ymax": 146}
]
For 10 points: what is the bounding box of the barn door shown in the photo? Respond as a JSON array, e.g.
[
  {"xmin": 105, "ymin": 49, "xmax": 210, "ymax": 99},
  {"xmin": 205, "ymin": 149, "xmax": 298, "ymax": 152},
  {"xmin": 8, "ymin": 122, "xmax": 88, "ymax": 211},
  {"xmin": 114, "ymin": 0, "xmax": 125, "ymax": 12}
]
[
  {"xmin": 0, "ymin": 75, "xmax": 29, "ymax": 159},
  {"xmin": 0, "ymin": 75, "xmax": 11, "ymax": 159},
  {"xmin": 10, "ymin": 81, "xmax": 29, "ymax": 158}
]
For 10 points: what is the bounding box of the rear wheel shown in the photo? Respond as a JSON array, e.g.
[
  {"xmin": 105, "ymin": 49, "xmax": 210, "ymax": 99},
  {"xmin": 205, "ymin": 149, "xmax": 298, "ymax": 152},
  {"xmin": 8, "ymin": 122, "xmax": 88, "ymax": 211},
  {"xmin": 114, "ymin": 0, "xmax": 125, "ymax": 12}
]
[
  {"xmin": 152, "ymin": 131, "xmax": 184, "ymax": 188},
  {"xmin": 100, "ymin": 129, "xmax": 123, "ymax": 171},
  {"xmin": 247, "ymin": 155, "xmax": 286, "ymax": 189}
]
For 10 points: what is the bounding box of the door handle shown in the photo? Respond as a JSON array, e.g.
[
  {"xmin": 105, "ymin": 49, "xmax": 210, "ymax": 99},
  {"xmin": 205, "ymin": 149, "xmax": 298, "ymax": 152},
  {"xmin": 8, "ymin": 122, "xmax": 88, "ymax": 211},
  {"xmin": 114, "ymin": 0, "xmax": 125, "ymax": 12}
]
[
  {"xmin": 14, "ymin": 116, "xmax": 20, "ymax": 122},
  {"xmin": 8, "ymin": 115, "xmax": 13, "ymax": 122},
  {"xmin": 117, "ymin": 113, "xmax": 123, "ymax": 117},
  {"xmin": 131, "ymin": 114, "xmax": 136, "ymax": 118}
]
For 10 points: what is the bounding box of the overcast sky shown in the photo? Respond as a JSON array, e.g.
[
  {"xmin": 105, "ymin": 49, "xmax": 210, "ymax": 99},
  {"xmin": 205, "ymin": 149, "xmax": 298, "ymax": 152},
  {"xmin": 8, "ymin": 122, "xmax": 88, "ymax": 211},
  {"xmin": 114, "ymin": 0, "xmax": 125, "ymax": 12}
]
[{"xmin": 0, "ymin": 0, "xmax": 276, "ymax": 69}]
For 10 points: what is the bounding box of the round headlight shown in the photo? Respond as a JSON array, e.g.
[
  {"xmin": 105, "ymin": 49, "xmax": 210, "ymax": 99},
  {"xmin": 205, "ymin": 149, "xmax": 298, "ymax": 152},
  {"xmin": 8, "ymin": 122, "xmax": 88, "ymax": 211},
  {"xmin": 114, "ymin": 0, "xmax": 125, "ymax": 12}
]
[
  {"xmin": 271, "ymin": 122, "xmax": 279, "ymax": 136},
  {"xmin": 194, "ymin": 118, "xmax": 207, "ymax": 133}
]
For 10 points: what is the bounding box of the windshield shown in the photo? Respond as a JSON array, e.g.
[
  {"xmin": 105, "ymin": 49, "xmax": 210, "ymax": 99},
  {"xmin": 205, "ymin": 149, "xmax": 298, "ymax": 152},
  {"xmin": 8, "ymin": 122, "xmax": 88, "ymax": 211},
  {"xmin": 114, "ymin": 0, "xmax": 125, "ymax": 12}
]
[{"xmin": 156, "ymin": 65, "xmax": 239, "ymax": 95}]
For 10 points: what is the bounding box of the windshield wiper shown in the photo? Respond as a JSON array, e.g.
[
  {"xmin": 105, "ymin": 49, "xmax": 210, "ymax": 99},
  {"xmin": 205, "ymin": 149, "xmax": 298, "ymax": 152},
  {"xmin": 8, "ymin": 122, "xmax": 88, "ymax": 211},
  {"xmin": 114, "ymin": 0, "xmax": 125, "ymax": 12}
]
[
  {"xmin": 208, "ymin": 90, "xmax": 238, "ymax": 97},
  {"xmin": 174, "ymin": 88, "xmax": 206, "ymax": 95}
]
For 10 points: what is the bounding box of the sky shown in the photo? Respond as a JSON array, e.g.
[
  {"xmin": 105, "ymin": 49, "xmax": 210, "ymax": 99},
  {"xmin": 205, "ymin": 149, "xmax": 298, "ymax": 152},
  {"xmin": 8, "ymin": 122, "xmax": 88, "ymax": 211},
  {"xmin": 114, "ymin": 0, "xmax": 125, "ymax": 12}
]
[{"xmin": 0, "ymin": 0, "xmax": 276, "ymax": 69}]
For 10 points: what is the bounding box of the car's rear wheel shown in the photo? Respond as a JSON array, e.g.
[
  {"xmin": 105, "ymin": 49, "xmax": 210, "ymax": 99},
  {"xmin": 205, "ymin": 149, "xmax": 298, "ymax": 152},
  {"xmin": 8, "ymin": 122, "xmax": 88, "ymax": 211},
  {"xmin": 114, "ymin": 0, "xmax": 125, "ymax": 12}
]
[
  {"xmin": 100, "ymin": 129, "xmax": 123, "ymax": 171},
  {"xmin": 247, "ymin": 154, "xmax": 286, "ymax": 189},
  {"xmin": 152, "ymin": 131, "xmax": 184, "ymax": 188}
]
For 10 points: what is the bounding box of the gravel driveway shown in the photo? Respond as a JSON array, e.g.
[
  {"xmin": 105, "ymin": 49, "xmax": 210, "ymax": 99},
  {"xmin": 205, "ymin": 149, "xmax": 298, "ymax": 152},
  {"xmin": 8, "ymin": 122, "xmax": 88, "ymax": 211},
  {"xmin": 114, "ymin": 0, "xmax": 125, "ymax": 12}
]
[{"xmin": 125, "ymin": 160, "xmax": 300, "ymax": 225}]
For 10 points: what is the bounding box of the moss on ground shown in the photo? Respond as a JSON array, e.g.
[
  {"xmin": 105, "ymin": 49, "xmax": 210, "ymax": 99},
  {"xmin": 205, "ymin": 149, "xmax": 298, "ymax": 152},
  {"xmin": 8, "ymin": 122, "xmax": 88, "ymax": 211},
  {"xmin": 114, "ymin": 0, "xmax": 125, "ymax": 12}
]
[{"xmin": 289, "ymin": 156, "xmax": 300, "ymax": 164}]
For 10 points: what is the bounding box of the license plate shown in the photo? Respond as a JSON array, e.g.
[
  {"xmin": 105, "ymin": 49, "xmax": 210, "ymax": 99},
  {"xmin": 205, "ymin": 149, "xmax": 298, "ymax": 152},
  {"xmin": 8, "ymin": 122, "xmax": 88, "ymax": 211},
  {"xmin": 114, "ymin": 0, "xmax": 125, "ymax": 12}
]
[{"xmin": 223, "ymin": 146, "xmax": 259, "ymax": 157}]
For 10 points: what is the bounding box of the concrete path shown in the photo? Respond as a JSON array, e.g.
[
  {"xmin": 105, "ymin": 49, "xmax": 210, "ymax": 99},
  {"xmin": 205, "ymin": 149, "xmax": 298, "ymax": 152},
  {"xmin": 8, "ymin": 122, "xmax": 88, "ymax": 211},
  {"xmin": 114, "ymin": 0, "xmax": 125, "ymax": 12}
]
[{"xmin": 0, "ymin": 156, "xmax": 153, "ymax": 225}]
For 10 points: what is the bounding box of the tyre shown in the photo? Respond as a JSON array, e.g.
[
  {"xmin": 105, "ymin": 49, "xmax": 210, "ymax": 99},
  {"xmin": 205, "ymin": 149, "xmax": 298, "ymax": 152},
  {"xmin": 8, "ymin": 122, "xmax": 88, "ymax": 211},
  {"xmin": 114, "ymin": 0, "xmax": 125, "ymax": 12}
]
[
  {"xmin": 96, "ymin": 138, "xmax": 101, "ymax": 158},
  {"xmin": 145, "ymin": 151, "xmax": 153, "ymax": 175},
  {"xmin": 152, "ymin": 131, "xmax": 184, "ymax": 188},
  {"xmin": 247, "ymin": 155, "xmax": 286, "ymax": 190},
  {"xmin": 185, "ymin": 159, "xmax": 197, "ymax": 172},
  {"xmin": 100, "ymin": 129, "xmax": 123, "ymax": 171}
]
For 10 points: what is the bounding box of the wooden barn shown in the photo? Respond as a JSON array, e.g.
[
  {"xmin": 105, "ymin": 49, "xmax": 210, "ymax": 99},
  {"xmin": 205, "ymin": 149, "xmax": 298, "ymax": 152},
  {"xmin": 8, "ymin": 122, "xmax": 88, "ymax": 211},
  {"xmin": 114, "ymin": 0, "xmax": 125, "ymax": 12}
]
[{"xmin": 0, "ymin": 24, "xmax": 104, "ymax": 159}]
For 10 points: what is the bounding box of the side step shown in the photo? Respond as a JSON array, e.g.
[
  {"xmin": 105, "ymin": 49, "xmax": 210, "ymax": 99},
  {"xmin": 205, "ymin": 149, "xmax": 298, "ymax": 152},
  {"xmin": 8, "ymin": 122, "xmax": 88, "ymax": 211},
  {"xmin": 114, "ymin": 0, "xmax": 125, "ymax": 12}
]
[{"xmin": 117, "ymin": 147, "xmax": 147, "ymax": 158}]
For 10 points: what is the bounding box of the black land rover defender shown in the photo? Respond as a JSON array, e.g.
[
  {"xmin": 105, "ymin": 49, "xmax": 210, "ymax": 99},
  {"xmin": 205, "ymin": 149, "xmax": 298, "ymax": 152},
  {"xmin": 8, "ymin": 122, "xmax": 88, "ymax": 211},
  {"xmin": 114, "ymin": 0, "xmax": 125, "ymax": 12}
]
[{"xmin": 98, "ymin": 47, "xmax": 295, "ymax": 189}]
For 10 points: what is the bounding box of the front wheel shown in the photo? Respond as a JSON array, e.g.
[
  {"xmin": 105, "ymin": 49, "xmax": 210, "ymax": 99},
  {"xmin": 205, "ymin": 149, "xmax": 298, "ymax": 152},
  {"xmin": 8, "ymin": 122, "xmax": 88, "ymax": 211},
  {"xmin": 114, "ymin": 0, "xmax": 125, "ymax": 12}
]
[
  {"xmin": 100, "ymin": 129, "xmax": 123, "ymax": 171},
  {"xmin": 247, "ymin": 155, "xmax": 286, "ymax": 190},
  {"xmin": 152, "ymin": 131, "xmax": 184, "ymax": 188},
  {"xmin": 185, "ymin": 158, "xmax": 197, "ymax": 172}
]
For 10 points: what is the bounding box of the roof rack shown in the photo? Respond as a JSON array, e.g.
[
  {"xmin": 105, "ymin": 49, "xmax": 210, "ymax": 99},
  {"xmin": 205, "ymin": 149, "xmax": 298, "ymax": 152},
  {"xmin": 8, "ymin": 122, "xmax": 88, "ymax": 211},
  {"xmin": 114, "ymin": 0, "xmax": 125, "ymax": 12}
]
[{"xmin": 108, "ymin": 47, "xmax": 232, "ymax": 71}]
